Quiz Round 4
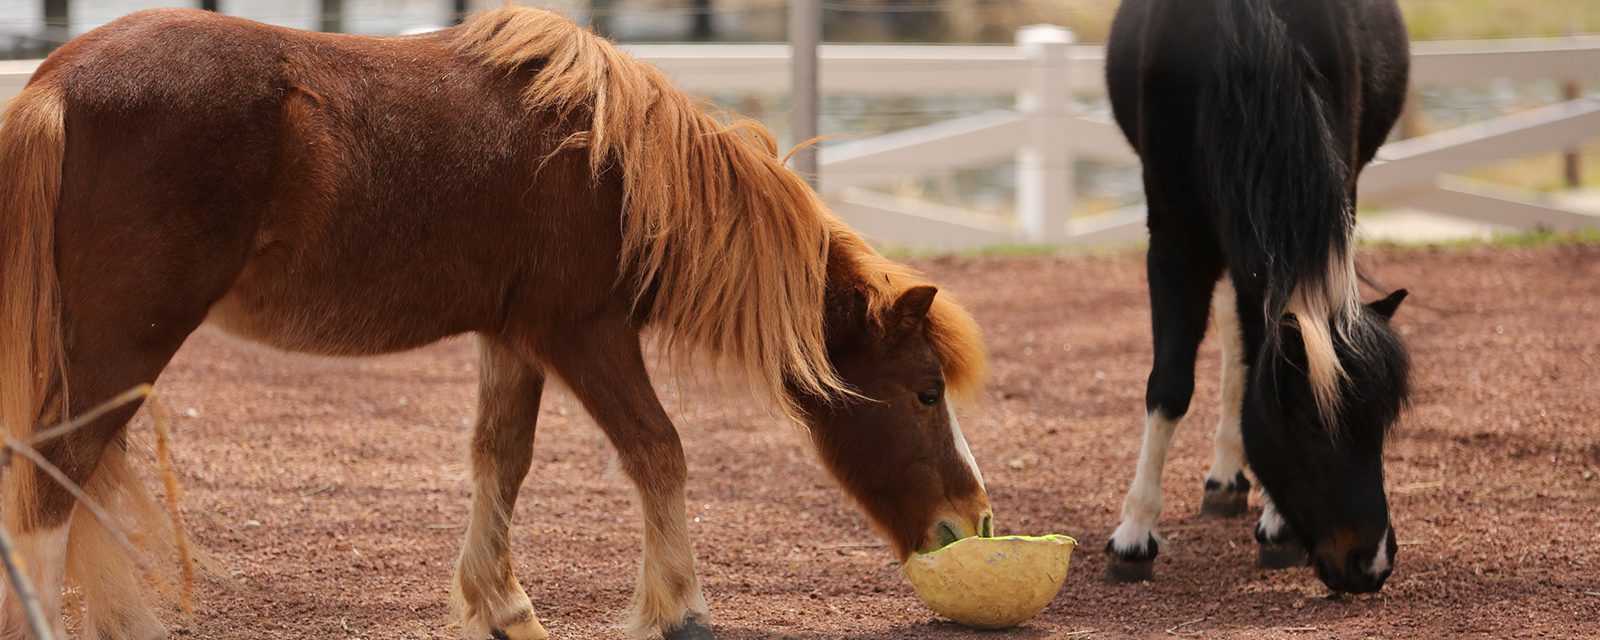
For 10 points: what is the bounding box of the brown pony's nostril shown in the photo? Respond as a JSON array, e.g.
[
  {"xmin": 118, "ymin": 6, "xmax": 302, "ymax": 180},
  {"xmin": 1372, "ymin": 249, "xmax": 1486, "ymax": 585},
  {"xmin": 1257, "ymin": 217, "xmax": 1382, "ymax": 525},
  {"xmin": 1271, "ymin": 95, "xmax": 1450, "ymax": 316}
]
[{"xmin": 936, "ymin": 521, "xmax": 962, "ymax": 549}]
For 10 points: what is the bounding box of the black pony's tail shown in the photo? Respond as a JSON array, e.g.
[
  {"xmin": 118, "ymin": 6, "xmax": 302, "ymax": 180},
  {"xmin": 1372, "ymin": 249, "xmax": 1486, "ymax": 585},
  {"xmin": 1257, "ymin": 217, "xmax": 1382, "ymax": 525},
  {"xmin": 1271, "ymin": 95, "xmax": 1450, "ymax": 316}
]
[{"xmin": 1195, "ymin": 0, "xmax": 1365, "ymax": 425}]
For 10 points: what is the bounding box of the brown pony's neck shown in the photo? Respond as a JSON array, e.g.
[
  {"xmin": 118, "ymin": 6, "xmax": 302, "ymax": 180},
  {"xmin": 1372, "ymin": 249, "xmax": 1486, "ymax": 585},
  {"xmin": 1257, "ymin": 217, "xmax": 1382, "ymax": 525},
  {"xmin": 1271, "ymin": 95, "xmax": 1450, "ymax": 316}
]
[{"xmin": 456, "ymin": 7, "xmax": 847, "ymax": 415}]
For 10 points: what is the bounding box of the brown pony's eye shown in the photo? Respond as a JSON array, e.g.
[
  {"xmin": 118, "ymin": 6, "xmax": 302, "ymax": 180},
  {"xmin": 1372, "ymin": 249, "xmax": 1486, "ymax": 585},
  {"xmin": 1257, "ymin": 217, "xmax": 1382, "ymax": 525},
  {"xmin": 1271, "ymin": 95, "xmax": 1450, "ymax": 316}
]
[{"xmin": 917, "ymin": 388, "xmax": 942, "ymax": 406}]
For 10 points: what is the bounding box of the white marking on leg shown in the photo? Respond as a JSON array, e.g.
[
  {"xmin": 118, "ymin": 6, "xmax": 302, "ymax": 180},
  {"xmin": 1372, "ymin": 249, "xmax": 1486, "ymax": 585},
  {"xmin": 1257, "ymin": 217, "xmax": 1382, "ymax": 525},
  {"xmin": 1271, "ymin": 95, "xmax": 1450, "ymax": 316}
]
[
  {"xmin": 1258, "ymin": 492, "xmax": 1288, "ymax": 541},
  {"xmin": 1111, "ymin": 411, "xmax": 1180, "ymax": 553},
  {"xmin": 629, "ymin": 493, "xmax": 709, "ymax": 640},
  {"xmin": 1367, "ymin": 528, "xmax": 1392, "ymax": 578},
  {"xmin": 1206, "ymin": 276, "xmax": 1248, "ymax": 486},
  {"xmin": 456, "ymin": 463, "xmax": 545, "ymax": 640},
  {"xmin": 946, "ymin": 405, "xmax": 985, "ymax": 491},
  {"xmin": 456, "ymin": 339, "xmax": 548, "ymax": 640}
]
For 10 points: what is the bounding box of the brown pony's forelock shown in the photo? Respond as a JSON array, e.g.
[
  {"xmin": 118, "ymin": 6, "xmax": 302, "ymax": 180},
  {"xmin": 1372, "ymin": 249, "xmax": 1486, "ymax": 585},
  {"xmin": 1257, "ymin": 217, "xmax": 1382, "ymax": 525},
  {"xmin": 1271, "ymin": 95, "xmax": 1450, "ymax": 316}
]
[
  {"xmin": 824, "ymin": 219, "xmax": 988, "ymax": 402},
  {"xmin": 452, "ymin": 7, "xmax": 986, "ymax": 411}
]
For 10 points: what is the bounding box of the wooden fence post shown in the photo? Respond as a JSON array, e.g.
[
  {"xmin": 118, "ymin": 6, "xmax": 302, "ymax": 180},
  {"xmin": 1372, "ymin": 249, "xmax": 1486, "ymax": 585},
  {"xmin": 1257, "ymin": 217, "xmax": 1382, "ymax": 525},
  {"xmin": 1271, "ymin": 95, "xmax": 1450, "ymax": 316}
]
[
  {"xmin": 1015, "ymin": 24, "xmax": 1074, "ymax": 245},
  {"xmin": 1565, "ymin": 80, "xmax": 1583, "ymax": 189},
  {"xmin": 589, "ymin": 0, "xmax": 612, "ymax": 35},
  {"xmin": 38, "ymin": 0, "xmax": 68, "ymax": 56},
  {"xmin": 320, "ymin": 0, "xmax": 343, "ymax": 32}
]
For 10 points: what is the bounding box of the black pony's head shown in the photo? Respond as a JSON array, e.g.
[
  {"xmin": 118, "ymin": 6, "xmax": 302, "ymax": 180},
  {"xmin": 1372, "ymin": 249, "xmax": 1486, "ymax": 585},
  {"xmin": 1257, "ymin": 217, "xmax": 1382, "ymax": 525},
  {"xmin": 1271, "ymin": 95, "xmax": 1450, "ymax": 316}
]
[{"xmin": 1244, "ymin": 289, "xmax": 1410, "ymax": 594}]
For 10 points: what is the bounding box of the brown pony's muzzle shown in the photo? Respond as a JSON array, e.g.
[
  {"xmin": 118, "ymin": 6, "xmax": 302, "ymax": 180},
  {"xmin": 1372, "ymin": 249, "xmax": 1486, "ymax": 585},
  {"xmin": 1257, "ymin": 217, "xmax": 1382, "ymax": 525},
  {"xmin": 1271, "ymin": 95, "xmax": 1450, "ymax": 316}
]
[{"xmin": 916, "ymin": 493, "xmax": 994, "ymax": 556}]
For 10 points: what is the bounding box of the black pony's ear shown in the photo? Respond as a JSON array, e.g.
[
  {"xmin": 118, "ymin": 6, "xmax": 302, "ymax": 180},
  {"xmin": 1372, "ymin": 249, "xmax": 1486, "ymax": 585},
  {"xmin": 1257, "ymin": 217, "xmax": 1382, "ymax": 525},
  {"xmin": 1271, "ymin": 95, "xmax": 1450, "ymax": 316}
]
[
  {"xmin": 891, "ymin": 286, "xmax": 938, "ymax": 334},
  {"xmin": 1366, "ymin": 288, "xmax": 1408, "ymax": 320}
]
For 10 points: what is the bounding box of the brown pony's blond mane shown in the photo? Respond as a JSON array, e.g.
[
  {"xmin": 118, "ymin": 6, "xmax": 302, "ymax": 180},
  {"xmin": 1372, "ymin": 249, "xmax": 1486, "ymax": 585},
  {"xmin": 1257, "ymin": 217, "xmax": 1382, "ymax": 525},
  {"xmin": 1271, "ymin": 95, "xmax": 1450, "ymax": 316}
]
[{"xmin": 453, "ymin": 7, "xmax": 985, "ymax": 410}]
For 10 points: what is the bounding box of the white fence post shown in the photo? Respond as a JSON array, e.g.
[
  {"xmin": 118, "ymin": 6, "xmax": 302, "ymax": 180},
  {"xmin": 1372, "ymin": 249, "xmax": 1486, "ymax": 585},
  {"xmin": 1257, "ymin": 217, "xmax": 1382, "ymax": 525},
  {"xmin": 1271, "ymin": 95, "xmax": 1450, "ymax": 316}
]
[{"xmin": 1016, "ymin": 24, "xmax": 1075, "ymax": 245}]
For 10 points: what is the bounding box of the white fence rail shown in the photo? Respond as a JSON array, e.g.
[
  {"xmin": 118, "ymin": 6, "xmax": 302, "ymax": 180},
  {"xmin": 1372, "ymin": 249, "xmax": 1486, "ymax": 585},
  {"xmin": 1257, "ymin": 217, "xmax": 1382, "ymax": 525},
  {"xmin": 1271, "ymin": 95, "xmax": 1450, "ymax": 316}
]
[{"xmin": 5, "ymin": 34, "xmax": 1600, "ymax": 248}]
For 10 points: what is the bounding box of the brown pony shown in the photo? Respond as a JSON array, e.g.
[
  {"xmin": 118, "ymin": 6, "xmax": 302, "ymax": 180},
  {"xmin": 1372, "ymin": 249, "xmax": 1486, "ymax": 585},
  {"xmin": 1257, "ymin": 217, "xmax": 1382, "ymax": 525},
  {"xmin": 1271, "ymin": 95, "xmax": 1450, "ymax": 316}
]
[{"xmin": 0, "ymin": 7, "xmax": 992, "ymax": 639}]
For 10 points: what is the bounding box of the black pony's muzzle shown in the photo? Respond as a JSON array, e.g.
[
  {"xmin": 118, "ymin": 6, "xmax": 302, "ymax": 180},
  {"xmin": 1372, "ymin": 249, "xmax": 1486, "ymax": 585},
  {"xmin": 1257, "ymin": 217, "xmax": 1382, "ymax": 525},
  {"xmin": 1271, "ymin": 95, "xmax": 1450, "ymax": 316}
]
[{"xmin": 1312, "ymin": 534, "xmax": 1395, "ymax": 595}]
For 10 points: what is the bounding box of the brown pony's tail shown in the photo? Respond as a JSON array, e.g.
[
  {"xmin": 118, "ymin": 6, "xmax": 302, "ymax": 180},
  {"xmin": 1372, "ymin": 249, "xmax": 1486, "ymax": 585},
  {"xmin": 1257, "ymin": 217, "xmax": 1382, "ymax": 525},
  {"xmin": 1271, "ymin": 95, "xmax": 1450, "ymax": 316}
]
[{"xmin": 0, "ymin": 81, "xmax": 69, "ymax": 529}]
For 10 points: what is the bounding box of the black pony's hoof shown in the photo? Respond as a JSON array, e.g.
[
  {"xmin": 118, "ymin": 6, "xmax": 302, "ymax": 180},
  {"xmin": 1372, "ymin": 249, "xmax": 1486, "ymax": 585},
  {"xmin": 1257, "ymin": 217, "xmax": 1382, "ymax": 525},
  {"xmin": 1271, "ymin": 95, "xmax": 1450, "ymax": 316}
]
[
  {"xmin": 1105, "ymin": 556, "xmax": 1155, "ymax": 583},
  {"xmin": 1104, "ymin": 533, "xmax": 1159, "ymax": 583},
  {"xmin": 1199, "ymin": 488, "xmax": 1249, "ymax": 518},
  {"xmin": 1258, "ymin": 540, "xmax": 1309, "ymax": 569},
  {"xmin": 663, "ymin": 615, "xmax": 715, "ymax": 640},
  {"xmin": 1199, "ymin": 473, "xmax": 1251, "ymax": 518}
]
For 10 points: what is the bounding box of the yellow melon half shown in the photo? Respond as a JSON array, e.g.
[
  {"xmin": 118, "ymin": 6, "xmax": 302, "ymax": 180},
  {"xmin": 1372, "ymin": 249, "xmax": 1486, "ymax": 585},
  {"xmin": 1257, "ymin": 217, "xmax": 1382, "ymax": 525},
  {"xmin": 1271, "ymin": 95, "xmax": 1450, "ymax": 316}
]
[{"xmin": 902, "ymin": 534, "xmax": 1076, "ymax": 629}]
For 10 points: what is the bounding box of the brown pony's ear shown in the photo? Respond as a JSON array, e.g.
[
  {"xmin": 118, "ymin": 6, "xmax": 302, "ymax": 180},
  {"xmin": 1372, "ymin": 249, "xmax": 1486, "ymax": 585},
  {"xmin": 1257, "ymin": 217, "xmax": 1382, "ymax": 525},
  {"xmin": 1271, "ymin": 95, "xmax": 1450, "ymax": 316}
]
[
  {"xmin": 1366, "ymin": 288, "xmax": 1408, "ymax": 320},
  {"xmin": 891, "ymin": 286, "xmax": 939, "ymax": 334}
]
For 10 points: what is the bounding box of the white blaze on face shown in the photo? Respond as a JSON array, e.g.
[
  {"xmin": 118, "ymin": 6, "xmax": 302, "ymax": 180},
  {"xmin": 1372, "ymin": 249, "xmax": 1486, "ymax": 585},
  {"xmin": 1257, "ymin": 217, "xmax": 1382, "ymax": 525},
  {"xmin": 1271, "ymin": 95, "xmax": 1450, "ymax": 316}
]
[
  {"xmin": 1367, "ymin": 528, "xmax": 1392, "ymax": 578},
  {"xmin": 947, "ymin": 405, "xmax": 984, "ymax": 491}
]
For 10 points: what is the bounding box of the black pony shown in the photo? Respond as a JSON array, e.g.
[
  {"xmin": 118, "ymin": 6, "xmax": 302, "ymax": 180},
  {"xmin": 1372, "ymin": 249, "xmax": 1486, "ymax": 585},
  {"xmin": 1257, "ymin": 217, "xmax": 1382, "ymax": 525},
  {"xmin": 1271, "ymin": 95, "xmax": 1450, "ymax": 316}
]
[{"xmin": 1101, "ymin": 0, "xmax": 1412, "ymax": 594}]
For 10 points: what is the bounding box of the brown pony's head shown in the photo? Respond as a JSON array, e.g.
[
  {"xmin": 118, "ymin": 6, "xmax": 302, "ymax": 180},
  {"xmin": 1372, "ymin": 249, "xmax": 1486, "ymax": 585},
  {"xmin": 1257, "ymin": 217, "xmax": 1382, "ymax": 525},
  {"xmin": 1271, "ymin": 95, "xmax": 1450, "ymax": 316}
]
[{"xmin": 793, "ymin": 246, "xmax": 992, "ymax": 561}]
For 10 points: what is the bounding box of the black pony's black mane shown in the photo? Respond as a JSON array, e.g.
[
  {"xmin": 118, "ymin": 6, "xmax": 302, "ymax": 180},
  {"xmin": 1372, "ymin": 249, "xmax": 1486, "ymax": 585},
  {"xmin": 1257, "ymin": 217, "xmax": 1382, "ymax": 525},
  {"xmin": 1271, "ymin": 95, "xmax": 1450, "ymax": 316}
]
[{"xmin": 1197, "ymin": 0, "xmax": 1353, "ymax": 330}]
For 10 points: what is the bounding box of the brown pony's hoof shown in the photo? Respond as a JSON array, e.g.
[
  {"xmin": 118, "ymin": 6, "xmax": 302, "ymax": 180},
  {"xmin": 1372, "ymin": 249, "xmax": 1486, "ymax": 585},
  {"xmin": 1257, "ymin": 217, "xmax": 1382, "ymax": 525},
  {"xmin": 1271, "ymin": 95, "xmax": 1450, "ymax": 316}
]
[
  {"xmin": 663, "ymin": 615, "xmax": 714, "ymax": 640},
  {"xmin": 490, "ymin": 618, "xmax": 549, "ymax": 640},
  {"xmin": 1105, "ymin": 556, "xmax": 1155, "ymax": 584},
  {"xmin": 1199, "ymin": 488, "xmax": 1249, "ymax": 518},
  {"xmin": 1258, "ymin": 541, "xmax": 1309, "ymax": 569}
]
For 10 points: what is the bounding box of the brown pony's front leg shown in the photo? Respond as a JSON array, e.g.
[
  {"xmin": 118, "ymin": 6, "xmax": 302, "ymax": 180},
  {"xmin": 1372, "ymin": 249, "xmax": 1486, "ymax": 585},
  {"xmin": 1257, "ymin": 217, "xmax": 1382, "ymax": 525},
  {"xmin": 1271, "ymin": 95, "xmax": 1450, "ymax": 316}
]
[
  {"xmin": 455, "ymin": 336, "xmax": 549, "ymax": 640},
  {"xmin": 536, "ymin": 320, "xmax": 711, "ymax": 640}
]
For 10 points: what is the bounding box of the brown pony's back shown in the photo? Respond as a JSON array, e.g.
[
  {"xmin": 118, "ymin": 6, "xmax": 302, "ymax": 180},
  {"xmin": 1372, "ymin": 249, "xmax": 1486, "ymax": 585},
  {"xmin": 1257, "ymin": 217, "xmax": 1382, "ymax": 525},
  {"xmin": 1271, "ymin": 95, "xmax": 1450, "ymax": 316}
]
[{"xmin": 44, "ymin": 10, "xmax": 610, "ymax": 357}]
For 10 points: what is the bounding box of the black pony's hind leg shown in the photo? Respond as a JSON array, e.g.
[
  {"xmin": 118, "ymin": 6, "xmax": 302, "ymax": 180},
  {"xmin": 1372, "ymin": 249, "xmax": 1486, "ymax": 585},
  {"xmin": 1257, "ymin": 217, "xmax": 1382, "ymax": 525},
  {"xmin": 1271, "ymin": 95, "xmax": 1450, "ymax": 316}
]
[
  {"xmin": 1199, "ymin": 275, "xmax": 1251, "ymax": 518},
  {"xmin": 1105, "ymin": 196, "xmax": 1224, "ymax": 583},
  {"xmin": 1229, "ymin": 286, "xmax": 1309, "ymax": 569}
]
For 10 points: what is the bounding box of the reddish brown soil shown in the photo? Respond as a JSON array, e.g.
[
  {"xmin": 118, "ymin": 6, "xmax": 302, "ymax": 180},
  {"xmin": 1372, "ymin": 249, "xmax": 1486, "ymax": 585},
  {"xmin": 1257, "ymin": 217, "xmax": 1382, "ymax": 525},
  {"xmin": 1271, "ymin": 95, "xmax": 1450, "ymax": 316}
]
[{"xmin": 128, "ymin": 244, "xmax": 1600, "ymax": 639}]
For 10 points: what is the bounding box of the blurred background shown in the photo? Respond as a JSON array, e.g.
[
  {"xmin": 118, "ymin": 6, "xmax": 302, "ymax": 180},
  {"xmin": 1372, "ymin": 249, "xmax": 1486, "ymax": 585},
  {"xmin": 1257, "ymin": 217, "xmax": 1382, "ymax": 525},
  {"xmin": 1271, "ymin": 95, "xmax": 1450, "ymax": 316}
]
[{"xmin": 1, "ymin": 0, "xmax": 1596, "ymax": 248}]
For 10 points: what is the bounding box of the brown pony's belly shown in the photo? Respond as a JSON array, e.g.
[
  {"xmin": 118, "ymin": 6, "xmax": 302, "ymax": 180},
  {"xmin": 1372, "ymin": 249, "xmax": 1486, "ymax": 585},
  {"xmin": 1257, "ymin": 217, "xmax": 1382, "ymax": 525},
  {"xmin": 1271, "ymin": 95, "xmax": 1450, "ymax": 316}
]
[
  {"xmin": 205, "ymin": 241, "xmax": 502, "ymax": 357},
  {"xmin": 206, "ymin": 287, "xmax": 467, "ymax": 357}
]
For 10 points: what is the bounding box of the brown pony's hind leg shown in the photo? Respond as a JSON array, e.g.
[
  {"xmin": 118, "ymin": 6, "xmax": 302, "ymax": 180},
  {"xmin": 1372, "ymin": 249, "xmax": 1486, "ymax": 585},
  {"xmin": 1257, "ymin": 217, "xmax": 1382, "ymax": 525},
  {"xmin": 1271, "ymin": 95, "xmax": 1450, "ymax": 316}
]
[
  {"xmin": 535, "ymin": 321, "xmax": 710, "ymax": 640},
  {"xmin": 5, "ymin": 185, "xmax": 248, "ymax": 638},
  {"xmin": 69, "ymin": 444, "xmax": 172, "ymax": 640},
  {"xmin": 455, "ymin": 336, "xmax": 549, "ymax": 640},
  {"xmin": 6, "ymin": 318, "xmax": 205, "ymax": 640}
]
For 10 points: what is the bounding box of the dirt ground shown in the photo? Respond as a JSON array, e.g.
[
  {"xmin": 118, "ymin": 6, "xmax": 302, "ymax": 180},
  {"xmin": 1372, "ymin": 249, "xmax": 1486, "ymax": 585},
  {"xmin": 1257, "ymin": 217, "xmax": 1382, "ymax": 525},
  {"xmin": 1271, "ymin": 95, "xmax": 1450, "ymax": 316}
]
[{"xmin": 115, "ymin": 243, "xmax": 1600, "ymax": 639}]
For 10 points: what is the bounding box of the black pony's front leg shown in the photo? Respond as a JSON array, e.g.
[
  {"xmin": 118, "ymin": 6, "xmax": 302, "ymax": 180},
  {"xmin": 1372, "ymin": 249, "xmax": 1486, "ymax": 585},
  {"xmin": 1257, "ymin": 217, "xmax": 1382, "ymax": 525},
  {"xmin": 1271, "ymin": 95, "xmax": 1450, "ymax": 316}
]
[
  {"xmin": 1255, "ymin": 491, "xmax": 1308, "ymax": 568},
  {"xmin": 1105, "ymin": 201, "xmax": 1223, "ymax": 583}
]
